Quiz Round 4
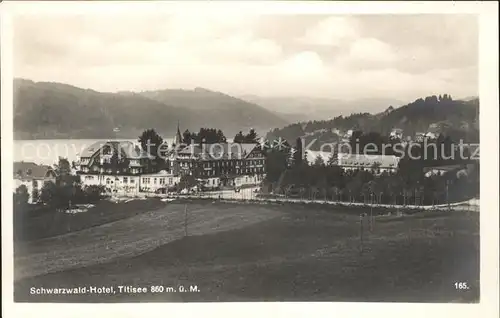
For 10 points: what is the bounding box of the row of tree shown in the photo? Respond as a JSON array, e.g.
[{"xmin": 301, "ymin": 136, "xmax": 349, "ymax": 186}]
[
  {"xmin": 263, "ymin": 132, "xmax": 479, "ymax": 206},
  {"xmin": 267, "ymin": 162, "xmax": 479, "ymax": 206},
  {"xmin": 181, "ymin": 128, "xmax": 227, "ymax": 144},
  {"xmin": 138, "ymin": 127, "xmax": 260, "ymax": 156},
  {"xmin": 233, "ymin": 129, "xmax": 259, "ymax": 143}
]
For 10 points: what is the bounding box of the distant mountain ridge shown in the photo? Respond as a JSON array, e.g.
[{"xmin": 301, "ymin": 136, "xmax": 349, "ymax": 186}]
[
  {"xmin": 266, "ymin": 94, "xmax": 479, "ymax": 149},
  {"xmin": 239, "ymin": 95, "xmax": 404, "ymax": 122},
  {"xmin": 13, "ymin": 79, "xmax": 287, "ymax": 140}
]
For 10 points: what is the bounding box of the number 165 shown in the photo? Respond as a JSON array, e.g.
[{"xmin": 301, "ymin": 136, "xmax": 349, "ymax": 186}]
[{"xmin": 454, "ymin": 282, "xmax": 469, "ymax": 290}]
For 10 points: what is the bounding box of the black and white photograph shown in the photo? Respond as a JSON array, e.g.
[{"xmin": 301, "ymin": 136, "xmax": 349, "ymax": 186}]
[{"xmin": 1, "ymin": 1, "xmax": 498, "ymax": 315}]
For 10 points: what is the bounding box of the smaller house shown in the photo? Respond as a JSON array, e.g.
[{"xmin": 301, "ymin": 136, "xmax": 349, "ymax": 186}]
[
  {"xmin": 390, "ymin": 128, "xmax": 403, "ymax": 140},
  {"xmin": 200, "ymin": 177, "xmax": 221, "ymax": 189},
  {"xmin": 424, "ymin": 131, "xmax": 438, "ymax": 140},
  {"xmin": 423, "ymin": 164, "xmax": 475, "ymax": 178},
  {"xmin": 423, "ymin": 165, "xmax": 460, "ymax": 177},
  {"xmin": 14, "ymin": 161, "xmax": 57, "ymax": 203},
  {"xmin": 341, "ymin": 129, "xmax": 354, "ymax": 143},
  {"xmin": 414, "ymin": 132, "xmax": 426, "ymax": 142},
  {"xmin": 140, "ymin": 170, "xmax": 180, "ymax": 193}
]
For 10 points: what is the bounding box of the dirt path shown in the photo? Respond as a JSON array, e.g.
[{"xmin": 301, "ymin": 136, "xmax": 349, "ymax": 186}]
[{"xmin": 14, "ymin": 203, "xmax": 281, "ymax": 281}]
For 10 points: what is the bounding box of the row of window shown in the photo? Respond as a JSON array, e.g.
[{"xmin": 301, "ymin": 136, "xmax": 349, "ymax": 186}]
[
  {"xmin": 201, "ymin": 167, "xmax": 265, "ymax": 177},
  {"xmin": 141, "ymin": 177, "xmax": 175, "ymax": 185},
  {"xmin": 82, "ymin": 167, "xmax": 143, "ymax": 174},
  {"xmin": 179, "ymin": 159, "xmax": 265, "ymax": 169}
]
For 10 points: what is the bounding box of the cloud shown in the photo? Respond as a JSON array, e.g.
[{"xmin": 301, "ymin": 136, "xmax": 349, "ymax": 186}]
[
  {"xmin": 349, "ymin": 38, "xmax": 398, "ymax": 64},
  {"xmin": 297, "ymin": 16, "xmax": 358, "ymax": 46},
  {"xmin": 12, "ymin": 14, "xmax": 478, "ymax": 101}
]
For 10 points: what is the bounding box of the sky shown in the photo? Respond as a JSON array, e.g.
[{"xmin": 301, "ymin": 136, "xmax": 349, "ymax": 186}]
[{"xmin": 13, "ymin": 13, "xmax": 478, "ymax": 101}]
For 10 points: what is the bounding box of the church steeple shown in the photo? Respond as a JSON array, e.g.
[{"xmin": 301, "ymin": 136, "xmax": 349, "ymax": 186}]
[{"xmin": 173, "ymin": 120, "xmax": 182, "ymax": 146}]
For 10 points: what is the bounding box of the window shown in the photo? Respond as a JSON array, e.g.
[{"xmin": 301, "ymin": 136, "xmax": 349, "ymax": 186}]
[
  {"xmin": 130, "ymin": 178, "xmax": 135, "ymax": 184},
  {"xmin": 154, "ymin": 178, "xmax": 157, "ymax": 184},
  {"xmin": 123, "ymin": 177, "xmax": 128, "ymax": 183},
  {"xmin": 103, "ymin": 146, "xmax": 112, "ymax": 155}
]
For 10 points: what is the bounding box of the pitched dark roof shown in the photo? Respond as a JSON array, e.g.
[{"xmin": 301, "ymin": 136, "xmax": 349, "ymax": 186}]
[
  {"xmin": 79, "ymin": 140, "xmax": 154, "ymax": 159},
  {"xmin": 177, "ymin": 143, "xmax": 259, "ymax": 160},
  {"xmin": 14, "ymin": 161, "xmax": 56, "ymax": 180}
]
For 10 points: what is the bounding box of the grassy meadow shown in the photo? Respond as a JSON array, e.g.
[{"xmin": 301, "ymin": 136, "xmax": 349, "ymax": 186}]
[{"xmin": 14, "ymin": 201, "xmax": 479, "ymax": 303}]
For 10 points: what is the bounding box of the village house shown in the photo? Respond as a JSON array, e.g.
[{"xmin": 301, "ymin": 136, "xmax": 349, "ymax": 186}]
[
  {"xmin": 423, "ymin": 164, "xmax": 476, "ymax": 178},
  {"xmin": 414, "ymin": 132, "xmax": 426, "ymax": 142},
  {"xmin": 389, "ymin": 128, "xmax": 404, "ymax": 140},
  {"xmin": 14, "ymin": 161, "xmax": 57, "ymax": 203},
  {"xmin": 140, "ymin": 170, "xmax": 181, "ymax": 193},
  {"xmin": 341, "ymin": 129, "xmax": 354, "ymax": 143}
]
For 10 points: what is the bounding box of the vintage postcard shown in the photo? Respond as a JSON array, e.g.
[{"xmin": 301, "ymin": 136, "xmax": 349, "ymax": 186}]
[{"xmin": 1, "ymin": 1, "xmax": 498, "ymax": 318}]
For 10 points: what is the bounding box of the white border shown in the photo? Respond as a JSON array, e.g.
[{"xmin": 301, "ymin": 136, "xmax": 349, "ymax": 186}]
[{"xmin": 1, "ymin": 2, "xmax": 498, "ymax": 318}]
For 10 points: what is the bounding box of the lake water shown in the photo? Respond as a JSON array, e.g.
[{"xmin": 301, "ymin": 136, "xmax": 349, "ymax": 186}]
[{"xmin": 14, "ymin": 139, "xmax": 174, "ymax": 166}]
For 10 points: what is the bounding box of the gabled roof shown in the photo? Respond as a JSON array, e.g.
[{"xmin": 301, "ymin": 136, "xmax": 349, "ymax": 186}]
[
  {"xmin": 78, "ymin": 141, "xmax": 107, "ymax": 158},
  {"xmin": 79, "ymin": 140, "xmax": 154, "ymax": 159},
  {"xmin": 177, "ymin": 143, "xmax": 259, "ymax": 160},
  {"xmin": 14, "ymin": 161, "xmax": 56, "ymax": 180}
]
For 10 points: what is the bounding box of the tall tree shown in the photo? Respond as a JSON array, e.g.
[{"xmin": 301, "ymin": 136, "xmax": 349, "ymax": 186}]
[
  {"xmin": 54, "ymin": 157, "xmax": 71, "ymax": 177},
  {"xmin": 14, "ymin": 185, "xmax": 30, "ymax": 206},
  {"xmin": 233, "ymin": 131, "xmax": 245, "ymax": 143},
  {"xmin": 182, "ymin": 129, "xmax": 193, "ymax": 144},
  {"xmin": 327, "ymin": 148, "xmax": 338, "ymax": 166},
  {"xmin": 293, "ymin": 137, "xmax": 303, "ymax": 167},
  {"xmin": 245, "ymin": 128, "xmax": 258, "ymax": 143},
  {"xmin": 39, "ymin": 181, "xmax": 59, "ymax": 207},
  {"xmin": 195, "ymin": 127, "xmax": 226, "ymax": 143},
  {"xmin": 216, "ymin": 129, "xmax": 227, "ymax": 143},
  {"xmin": 138, "ymin": 129, "xmax": 164, "ymax": 158},
  {"xmin": 313, "ymin": 154, "xmax": 325, "ymax": 167}
]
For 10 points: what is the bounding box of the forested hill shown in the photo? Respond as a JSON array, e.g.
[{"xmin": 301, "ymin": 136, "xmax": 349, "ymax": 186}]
[
  {"xmin": 266, "ymin": 94, "xmax": 479, "ymax": 147},
  {"xmin": 13, "ymin": 79, "xmax": 287, "ymax": 140}
]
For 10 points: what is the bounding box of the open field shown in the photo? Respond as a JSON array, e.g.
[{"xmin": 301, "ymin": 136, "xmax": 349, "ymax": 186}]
[
  {"xmin": 14, "ymin": 201, "xmax": 479, "ymax": 303},
  {"xmin": 14, "ymin": 201, "xmax": 282, "ymax": 281},
  {"xmin": 14, "ymin": 199, "xmax": 168, "ymax": 242}
]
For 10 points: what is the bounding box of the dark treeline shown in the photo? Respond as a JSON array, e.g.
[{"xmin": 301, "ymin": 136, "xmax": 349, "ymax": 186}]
[
  {"xmin": 233, "ymin": 128, "xmax": 259, "ymax": 143},
  {"xmin": 263, "ymin": 135, "xmax": 479, "ymax": 206},
  {"xmin": 182, "ymin": 128, "xmax": 227, "ymax": 144}
]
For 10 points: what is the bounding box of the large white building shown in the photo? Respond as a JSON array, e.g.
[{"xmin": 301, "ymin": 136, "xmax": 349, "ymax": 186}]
[
  {"xmin": 172, "ymin": 142, "xmax": 266, "ymax": 187},
  {"xmin": 76, "ymin": 137, "xmax": 266, "ymax": 195},
  {"xmin": 305, "ymin": 150, "xmax": 400, "ymax": 175},
  {"xmin": 77, "ymin": 140, "xmax": 180, "ymax": 195},
  {"xmin": 337, "ymin": 153, "xmax": 400, "ymax": 174}
]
